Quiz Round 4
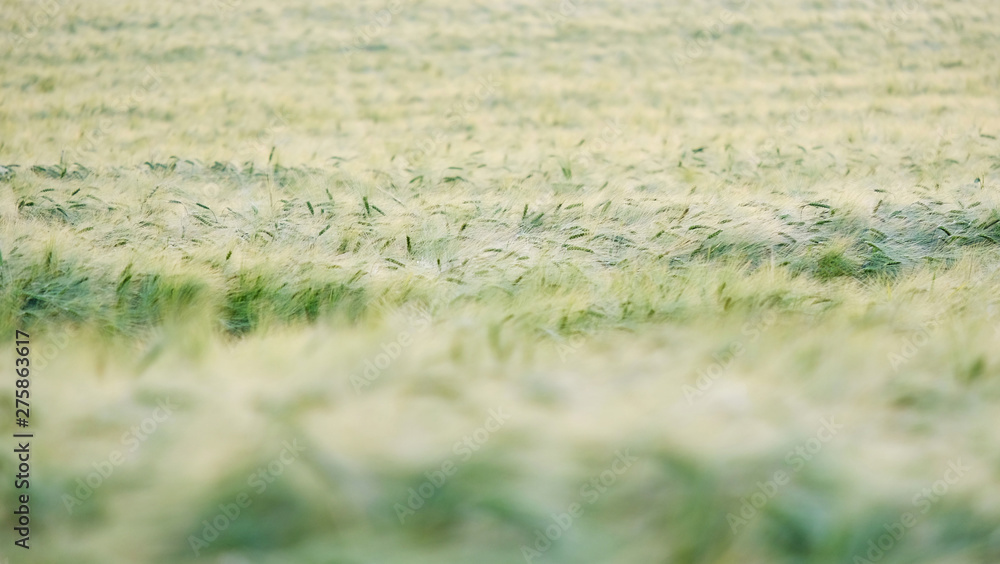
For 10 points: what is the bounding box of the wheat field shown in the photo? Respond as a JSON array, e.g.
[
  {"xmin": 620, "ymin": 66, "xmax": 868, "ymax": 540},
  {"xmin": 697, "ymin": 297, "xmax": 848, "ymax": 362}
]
[{"xmin": 2, "ymin": 0, "xmax": 1000, "ymax": 563}]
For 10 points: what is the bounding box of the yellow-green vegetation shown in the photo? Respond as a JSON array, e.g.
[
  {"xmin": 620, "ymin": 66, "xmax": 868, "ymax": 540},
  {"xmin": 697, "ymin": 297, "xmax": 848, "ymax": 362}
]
[{"xmin": 2, "ymin": 0, "xmax": 1000, "ymax": 563}]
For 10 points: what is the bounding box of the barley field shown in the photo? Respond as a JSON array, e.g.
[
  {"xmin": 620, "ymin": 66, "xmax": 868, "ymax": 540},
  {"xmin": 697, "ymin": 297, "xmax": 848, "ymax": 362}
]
[{"xmin": 2, "ymin": 0, "xmax": 1000, "ymax": 563}]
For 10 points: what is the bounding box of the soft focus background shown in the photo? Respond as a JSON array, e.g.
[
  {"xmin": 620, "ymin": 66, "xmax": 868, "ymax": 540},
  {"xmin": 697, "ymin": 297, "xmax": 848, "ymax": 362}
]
[{"xmin": 2, "ymin": 0, "xmax": 1000, "ymax": 563}]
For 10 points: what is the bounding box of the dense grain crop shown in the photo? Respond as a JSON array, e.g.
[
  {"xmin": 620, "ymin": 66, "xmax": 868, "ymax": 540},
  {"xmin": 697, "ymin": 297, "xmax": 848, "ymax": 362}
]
[{"xmin": 1, "ymin": 1, "xmax": 1000, "ymax": 563}]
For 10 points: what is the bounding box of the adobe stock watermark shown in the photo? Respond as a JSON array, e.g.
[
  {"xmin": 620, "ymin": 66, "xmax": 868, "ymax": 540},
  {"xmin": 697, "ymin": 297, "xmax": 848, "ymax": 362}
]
[
  {"xmin": 62, "ymin": 398, "xmax": 176, "ymax": 513},
  {"xmin": 887, "ymin": 314, "xmax": 942, "ymax": 372},
  {"xmin": 873, "ymin": 0, "xmax": 926, "ymax": 42},
  {"xmin": 540, "ymin": 0, "xmax": 579, "ymax": 27},
  {"xmin": 340, "ymin": 0, "xmax": 410, "ymax": 59},
  {"xmin": 853, "ymin": 459, "xmax": 970, "ymax": 563},
  {"xmin": 521, "ymin": 450, "xmax": 639, "ymax": 562},
  {"xmin": 394, "ymin": 407, "xmax": 511, "ymax": 524},
  {"xmin": 401, "ymin": 75, "xmax": 499, "ymax": 166},
  {"xmin": 727, "ymin": 417, "xmax": 843, "ymax": 533},
  {"xmin": 682, "ymin": 310, "xmax": 777, "ymax": 404},
  {"xmin": 30, "ymin": 326, "xmax": 73, "ymax": 371},
  {"xmin": 2, "ymin": 0, "xmax": 64, "ymax": 54},
  {"xmin": 555, "ymin": 334, "xmax": 586, "ymax": 362},
  {"xmin": 887, "ymin": 284, "xmax": 986, "ymax": 373},
  {"xmin": 188, "ymin": 439, "xmax": 307, "ymax": 556},
  {"xmin": 350, "ymin": 304, "xmax": 432, "ymax": 393}
]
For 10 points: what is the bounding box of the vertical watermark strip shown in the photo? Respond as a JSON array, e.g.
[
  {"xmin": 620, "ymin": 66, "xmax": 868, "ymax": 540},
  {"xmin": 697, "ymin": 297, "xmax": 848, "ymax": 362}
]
[{"xmin": 12, "ymin": 330, "xmax": 32, "ymax": 550}]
